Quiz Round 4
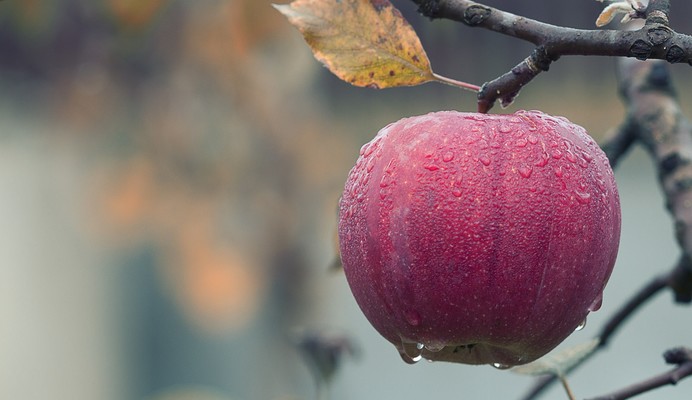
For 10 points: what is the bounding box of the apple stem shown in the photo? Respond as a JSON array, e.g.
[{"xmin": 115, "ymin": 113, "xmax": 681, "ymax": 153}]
[
  {"xmin": 558, "ymin": 373, "xmax": 577, "ymax": 400},
  {"xmin": 432, "ymin": 73, "xmax": 481, "ymax": 92}
]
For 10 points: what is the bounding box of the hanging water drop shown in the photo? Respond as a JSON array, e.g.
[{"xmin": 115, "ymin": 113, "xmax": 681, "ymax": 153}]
[
  {"xmin": 398, "ymin": 340, "xmax": 424, "ymax": 364},
  {"xmin": 589, "ymin": 293, "xmax": 603, "ymax": 312},
  {"xmin": 399, "ymin": 351, "xmax": 421, "ymax": 364},
  {"xmin": 575, "ymin": 316, "xmax": 587, "ymax": 331},
  {"xmin": 424, "ymin": 342, "xmax": 445, "ymax": 352},
  {"xmin": 492, "ymin": 363, "xmax": 512, "ymax": 370}
]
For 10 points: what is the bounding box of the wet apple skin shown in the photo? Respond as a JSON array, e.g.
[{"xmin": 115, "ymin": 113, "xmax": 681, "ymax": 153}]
[{"xmin": 338, "ymin": 110, "xmax": 621, "ymax": 366}]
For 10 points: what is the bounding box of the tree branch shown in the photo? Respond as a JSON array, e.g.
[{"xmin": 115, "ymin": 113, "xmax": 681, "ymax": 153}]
[
  {"xmin": 409, "ymin": 0, "xmax": 692, "ymax": 111},
  {"xmin": 614, "ymin": 58, "xmax": 692, "ymax": 302},
  {"xmin": 600, "ymin": 122, "xmax": 637, "ymax": 169}
]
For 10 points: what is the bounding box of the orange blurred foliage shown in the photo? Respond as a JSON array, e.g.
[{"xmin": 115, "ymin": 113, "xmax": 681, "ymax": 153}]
[
  {"xmin": 167, "ymin": 208, "xmax": 266, "ymax": 335},
  {"xmin": 107, "ymin": 0, "xmax": 169, "ymax": 30}
]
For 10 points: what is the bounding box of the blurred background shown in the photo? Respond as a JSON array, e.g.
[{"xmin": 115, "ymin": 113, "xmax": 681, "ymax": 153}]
[{"xmin": 0, "ymin": 1, "xmax": 690, "ymax": 399}]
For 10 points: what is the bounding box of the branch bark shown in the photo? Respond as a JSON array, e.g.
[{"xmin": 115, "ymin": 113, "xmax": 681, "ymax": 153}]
[{"xmin": 409, "ymin": 0, "xmax": 692, "ymax": 111}]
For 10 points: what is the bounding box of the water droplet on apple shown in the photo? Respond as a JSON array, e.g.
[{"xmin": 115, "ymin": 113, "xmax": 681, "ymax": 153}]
[
  {"xmin": 398, "ymin": 340, "xmax": 424, "ymax": 364},
  {"xmin": 575, "ymin": 316, "xmax": 587, "ymax": 331},
  {"xmin": 554, "ymin": 166, "xmax": 564, "ymax": 178},
  {"xmin": 424, "ymin": 342, "xmax": 445, "ymax": 352},
  {"xmin": 442, "ymin": 151, "xmax": 454, "ymax": 162},
  {"xmin": 424, "ymin": 164, "xmax": 440, "ymax": 171},
  {"xmin": 552, "ymin": 149, "xmax": 563, "ymax": 159},
  {"xmin": 366, "ymin": 158, "xmax": 376, "ymax": 172},
  {"xmin": 385, "ymin": 159, "xmax": 395, "ymax": 174},
  {"xmin": 405, "ymin": 309, "xmax": 422, "ymax": 326},
  {"xmin": 361, "ymin": 140, "xmax": 378, "ymax": 157},
  {"xmin": 589, "ymin": 293, "xmax": 604, "ymax": 312},
  {"xmin": 518, "ymin": 166, "xmax": 533, "ymax": 178},
  {"xmin": 516, "ymin": 138, "xmax": 528, "ymax": 148},
  {"xmin": 452, "ymin": 188, "xmax": 463, "ymax": 197},
  {"xmin": 498, "ymin": 124, "xmax": 512, "ymax": 133},
  {"xmin": 527, "ymin": 135, "xmax": 538, "ymax": 145},
  {"xmin": 399, "ymin": 350, "xmax": 421, "ymax": 364},
  {"xmin": 479, "ymin": 155, "xmax": 491, "ymax": 166},
  {"xmin": 566, "ymin": 151, "xmax": 578, "ymax": 163},
  {"xmin": 535, "ymin": 153, "xmax": 550, "ymax": 167},
  {"xmin": 465, "ymin": 114, "xmax": 488, "ymax": 122},
  {"xmin": 582, "ymin": 151, "xmax": 594, "ymax": 163},
  {"xmin": 574, "ymin": 190, "xmax": 591, "ymax": 204}
]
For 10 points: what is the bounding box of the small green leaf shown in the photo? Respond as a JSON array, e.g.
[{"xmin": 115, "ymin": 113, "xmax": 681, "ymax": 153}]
[{"xmin": 512, "ymin": 338, "xmax": 601, "ymax": 376}]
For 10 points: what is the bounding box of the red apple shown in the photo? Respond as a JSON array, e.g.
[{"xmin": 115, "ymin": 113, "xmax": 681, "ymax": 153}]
[{"xmin": 338, "ymin": 110, "xmax": 620, "ymax": 367}]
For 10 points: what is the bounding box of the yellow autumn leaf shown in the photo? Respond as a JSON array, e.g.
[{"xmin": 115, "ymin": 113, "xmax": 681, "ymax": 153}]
[{"xmin": 273, "ymin": 0, "xmax": 437, "ymax": 89}]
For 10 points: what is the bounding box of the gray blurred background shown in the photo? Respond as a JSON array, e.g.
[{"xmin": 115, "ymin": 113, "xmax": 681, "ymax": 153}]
[{"xmin": 0, "ymin": 1, "xmax": 690, "ymax": 399}]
